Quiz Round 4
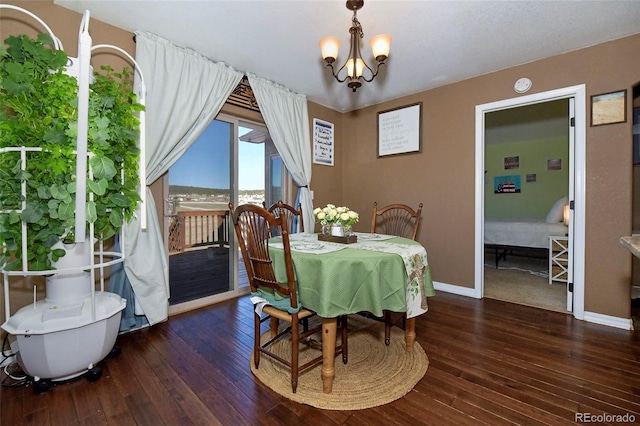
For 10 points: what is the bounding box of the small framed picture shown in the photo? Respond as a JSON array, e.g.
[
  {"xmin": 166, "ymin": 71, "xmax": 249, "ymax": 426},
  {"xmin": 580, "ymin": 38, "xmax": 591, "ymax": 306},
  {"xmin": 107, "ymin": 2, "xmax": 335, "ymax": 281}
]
[
  {"xmin": 591, "ymin": 90, "xmax": 626, "ymax": 126},
  {"xmin": 547, "ymin": 158, "xmax": 562, "ymax": 171},
  {"xmin": 312, "ymin": 118, "xmax": 334, "ymax": 166},
  {"xmin": 504, "ymin": 156, "xmax": 519, "ymax": 170},
  {"xmin": 494, "ymin": 175, "xmax": 521, "ymax": 194}
]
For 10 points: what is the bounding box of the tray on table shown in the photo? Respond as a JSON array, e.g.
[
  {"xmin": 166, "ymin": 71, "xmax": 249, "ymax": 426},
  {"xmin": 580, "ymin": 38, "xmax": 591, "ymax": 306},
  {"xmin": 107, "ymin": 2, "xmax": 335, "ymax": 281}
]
[{"xmin": 317, "ymin": 234, "xmax": 358, "ymax": 244}]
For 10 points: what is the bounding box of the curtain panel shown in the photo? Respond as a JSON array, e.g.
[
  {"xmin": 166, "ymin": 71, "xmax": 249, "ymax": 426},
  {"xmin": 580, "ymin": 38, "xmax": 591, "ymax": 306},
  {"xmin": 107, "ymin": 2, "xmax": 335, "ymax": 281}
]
[
  {"xmin": 111, "ymin": 31, "xmax": 243, "ymax": 329},
  {"xmin": 247, "ymin": 73, "xmax": 314, "ymax": 231}
]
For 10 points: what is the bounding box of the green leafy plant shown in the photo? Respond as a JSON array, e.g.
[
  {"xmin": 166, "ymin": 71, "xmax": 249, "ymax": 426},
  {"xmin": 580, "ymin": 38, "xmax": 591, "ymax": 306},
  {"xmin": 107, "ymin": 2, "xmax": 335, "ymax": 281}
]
[{"xmin": 0, "ymin": 33, "xmax": 143, "ymax": 271}]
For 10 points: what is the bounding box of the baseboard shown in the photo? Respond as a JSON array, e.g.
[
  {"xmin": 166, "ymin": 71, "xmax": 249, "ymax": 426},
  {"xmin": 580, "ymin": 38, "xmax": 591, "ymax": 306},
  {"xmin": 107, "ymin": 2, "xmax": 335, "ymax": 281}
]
[
  {"xmin": 434, "ymin": 282, "xmax": 634, "ymax": 331},
  {"xmin": 433, "ymin": 281, "xmax": 478, "ymax": 298},
  {"xmin": 583, "ymin": 311, "xmax": 633, "ymax": 330}
]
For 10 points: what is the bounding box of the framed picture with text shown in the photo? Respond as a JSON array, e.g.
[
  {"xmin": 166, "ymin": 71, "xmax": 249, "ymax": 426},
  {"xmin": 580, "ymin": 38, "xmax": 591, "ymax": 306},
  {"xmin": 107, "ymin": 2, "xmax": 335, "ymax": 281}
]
[
  {"xmin": 377, "ymin": 102, "xmax": 422, "ymax": 157},
  {"xmin": 312, "ymin": 118, "xmax": 334, "ymax": 166}
]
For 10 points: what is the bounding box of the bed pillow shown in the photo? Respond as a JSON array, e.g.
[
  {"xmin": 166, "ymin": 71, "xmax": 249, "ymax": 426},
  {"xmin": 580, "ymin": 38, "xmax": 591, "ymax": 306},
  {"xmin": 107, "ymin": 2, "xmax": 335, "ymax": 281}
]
[{"xmin": 546, "ymin": 197, "xmax": 568, "ymax": 223}]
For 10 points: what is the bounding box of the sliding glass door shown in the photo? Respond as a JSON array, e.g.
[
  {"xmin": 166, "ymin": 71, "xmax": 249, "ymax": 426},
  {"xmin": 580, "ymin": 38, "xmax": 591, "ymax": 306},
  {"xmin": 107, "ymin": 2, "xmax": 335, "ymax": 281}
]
[{"xmin": 166, "ymin": 114, "xmax": 282, "ymax": 311}]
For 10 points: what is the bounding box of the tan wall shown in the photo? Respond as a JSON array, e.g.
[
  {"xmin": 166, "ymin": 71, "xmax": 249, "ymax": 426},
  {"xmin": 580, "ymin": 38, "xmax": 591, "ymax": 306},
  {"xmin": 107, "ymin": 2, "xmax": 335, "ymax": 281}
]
[
  {"xmin": 340, "ymin": 86, "xmax": 476, "ymax": 292},
  {"xmin": 3, "ymin": 0, "xmax": 639, "ymax": 322},
  {"xmin": 336, "ymin": 34, "xmax": 640, "ymax": 319}
]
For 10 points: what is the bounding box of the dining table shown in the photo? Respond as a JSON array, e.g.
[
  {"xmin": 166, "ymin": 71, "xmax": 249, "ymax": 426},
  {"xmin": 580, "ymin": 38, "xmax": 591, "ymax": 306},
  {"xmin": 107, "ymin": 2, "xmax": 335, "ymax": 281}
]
[{"xmin": 267, "ymin": 231, "xmax": 435, "ymax": 393}]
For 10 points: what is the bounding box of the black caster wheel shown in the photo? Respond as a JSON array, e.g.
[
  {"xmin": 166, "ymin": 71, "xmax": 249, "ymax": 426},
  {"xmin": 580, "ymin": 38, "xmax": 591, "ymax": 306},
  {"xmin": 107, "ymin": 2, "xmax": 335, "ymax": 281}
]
[
  {"xmin": 107, "ymin": 346, "xmax": 121, "ymax": 359},
  {"xmin": 33, "ymin": 379, "xmax": 52, "ymax": 394},
  {"xmin": 85, "ymin": 366, "xmax": 102, "ymax": 382}
]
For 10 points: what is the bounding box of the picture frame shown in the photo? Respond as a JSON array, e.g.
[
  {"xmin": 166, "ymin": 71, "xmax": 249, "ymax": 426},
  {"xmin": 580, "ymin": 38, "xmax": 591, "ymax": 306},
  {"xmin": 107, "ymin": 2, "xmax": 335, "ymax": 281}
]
[
  {"xmin": 312, "ymin": 118, "xmax": 334, "ymax": 166},
  {"xmin": 494, "ymin": 175, "xmax": 521, "ymax": 194},
  {"xmin": 591, "ymin": 89, "xmax": 626, "ymax": 126},
  {"xmin": 504, "ymin": 156, "xmax": 519, "ymax": 170},
  {"xmin": 377, "ymin": 102, "xmax": 422, "ymax": 157},
  {"xmin": 547, "ymin": 158, "xmax": 562, "ymax": 171}
]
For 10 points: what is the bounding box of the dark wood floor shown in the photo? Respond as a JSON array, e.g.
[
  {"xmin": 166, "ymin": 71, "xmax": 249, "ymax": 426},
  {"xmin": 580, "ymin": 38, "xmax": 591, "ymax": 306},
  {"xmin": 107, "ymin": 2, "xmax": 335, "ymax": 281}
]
[{"xmin": 2, "ymin": 292, "xmax": 640, "ymax": 425}]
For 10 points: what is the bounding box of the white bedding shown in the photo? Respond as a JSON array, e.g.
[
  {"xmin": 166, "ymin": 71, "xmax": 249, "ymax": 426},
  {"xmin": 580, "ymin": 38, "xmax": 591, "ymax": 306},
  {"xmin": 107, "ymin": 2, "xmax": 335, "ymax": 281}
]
[{"xmin": 484, "ymin": 217, "xmax": 567, "ymax": 249}]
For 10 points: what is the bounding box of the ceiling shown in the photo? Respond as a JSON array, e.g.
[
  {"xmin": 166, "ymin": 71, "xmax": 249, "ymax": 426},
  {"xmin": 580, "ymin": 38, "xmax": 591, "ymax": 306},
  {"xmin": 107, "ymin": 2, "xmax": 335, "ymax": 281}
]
[{"xmin": 54, "ymin": 0, "xmax": 640, "ymax": 113}]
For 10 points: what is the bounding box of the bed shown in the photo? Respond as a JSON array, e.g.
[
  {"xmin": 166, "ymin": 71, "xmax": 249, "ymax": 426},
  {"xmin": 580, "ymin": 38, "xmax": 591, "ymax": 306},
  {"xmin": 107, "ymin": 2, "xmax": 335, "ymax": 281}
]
[{"xmin": 485, "ymin": 197, "xmax": 569, "ymax": 267}]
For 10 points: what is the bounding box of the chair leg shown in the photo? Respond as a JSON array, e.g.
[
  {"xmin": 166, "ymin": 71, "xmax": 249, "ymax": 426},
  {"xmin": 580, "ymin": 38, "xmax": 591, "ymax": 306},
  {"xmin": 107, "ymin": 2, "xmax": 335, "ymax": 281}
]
[
  {"xmin": 291, "ymin": 318, "xmax": 299, "ymax": 393},
  {"xmin": 254, "ymin": 313, "xmax": 261, "ymax": 368},
  {"xmin": 341, "ymin": 315, "xmax": 348, "ymax": 364},
  {"xmin": 269, "ymin": 317, "xmax": 279, "ymax": 338},
  {"xmin": 384, "ymin": 310, "xmax": 391, "ymax": 346}
]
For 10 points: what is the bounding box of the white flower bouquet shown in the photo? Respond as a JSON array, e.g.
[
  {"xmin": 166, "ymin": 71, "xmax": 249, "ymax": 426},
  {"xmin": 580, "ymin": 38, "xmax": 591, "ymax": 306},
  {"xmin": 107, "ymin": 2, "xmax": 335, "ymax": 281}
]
[{"xmin": 313, "ymin": 204, "xmax": 360, "ymax": 228}]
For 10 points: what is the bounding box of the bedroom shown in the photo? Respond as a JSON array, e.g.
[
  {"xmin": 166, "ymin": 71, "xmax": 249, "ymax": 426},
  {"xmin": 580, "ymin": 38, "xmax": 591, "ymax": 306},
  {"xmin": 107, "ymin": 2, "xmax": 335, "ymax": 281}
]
[{"xmin": 484, "ymin": 99, "xmax": 571, "ymax": 312}]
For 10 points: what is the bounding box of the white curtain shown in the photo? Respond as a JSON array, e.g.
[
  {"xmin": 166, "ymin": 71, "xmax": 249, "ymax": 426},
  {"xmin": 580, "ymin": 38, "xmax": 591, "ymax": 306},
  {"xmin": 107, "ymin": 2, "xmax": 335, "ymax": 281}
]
[
  {"xmin": 118, "ymin": 31, "xmax": 243, "ymax": 326},
  {"xmin": 247, "ymin": 73, "xmax": 314, "ymax": 230}
]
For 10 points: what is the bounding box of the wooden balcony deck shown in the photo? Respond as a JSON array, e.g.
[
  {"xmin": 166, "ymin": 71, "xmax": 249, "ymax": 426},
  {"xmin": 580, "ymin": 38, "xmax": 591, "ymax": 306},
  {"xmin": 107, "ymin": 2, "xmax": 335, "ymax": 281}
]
[
  {"xmin": 168, "ymin": 209, "xmax": 236, "ymax": 305},
  {"xmin": 169, "ymin": 246, "xmax": 231, "ymax": 305}
]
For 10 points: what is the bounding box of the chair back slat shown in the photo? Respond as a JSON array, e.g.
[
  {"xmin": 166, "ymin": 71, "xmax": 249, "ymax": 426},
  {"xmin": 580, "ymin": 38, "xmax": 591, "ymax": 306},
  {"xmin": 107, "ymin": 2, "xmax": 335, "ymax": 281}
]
[
  {"xmin": 264, "ymin": 201, "xmax": 304, "ymax": 235},
  {"xmin": 371, "ymin": 202, "xmax": 423, "ymax": 241},
  {"xmin": 230, "ymin": 202, "xmax": 299, "ymax": 309}
]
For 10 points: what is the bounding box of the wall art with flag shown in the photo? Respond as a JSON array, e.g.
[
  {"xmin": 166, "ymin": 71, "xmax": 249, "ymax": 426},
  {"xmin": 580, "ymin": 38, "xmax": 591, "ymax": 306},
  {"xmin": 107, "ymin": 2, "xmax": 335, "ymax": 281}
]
[{"xmin": 494, "ymin": 175, "xmax": 521, "ymax": 194}]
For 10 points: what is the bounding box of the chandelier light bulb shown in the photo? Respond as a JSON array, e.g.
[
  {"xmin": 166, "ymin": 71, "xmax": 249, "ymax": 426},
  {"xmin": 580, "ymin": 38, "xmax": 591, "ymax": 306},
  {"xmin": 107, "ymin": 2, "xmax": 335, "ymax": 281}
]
[
  {"xmin": 370, "ymin": 34, "xmax": 391, "ymax": 61},
  {"xmin": 346, "ymin": 58, "xmax": 365, "ymax": 78},
  {"xmin": 319, "ymin": 36, "xmax": 340, "ymax": 63}
]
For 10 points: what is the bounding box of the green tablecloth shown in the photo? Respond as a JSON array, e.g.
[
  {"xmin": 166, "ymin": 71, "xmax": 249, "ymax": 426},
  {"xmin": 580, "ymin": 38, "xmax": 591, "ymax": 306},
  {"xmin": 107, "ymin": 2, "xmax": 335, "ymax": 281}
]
[{"xmin": 268, "ymin": 233, "xmax": 435, "ymax": 319}]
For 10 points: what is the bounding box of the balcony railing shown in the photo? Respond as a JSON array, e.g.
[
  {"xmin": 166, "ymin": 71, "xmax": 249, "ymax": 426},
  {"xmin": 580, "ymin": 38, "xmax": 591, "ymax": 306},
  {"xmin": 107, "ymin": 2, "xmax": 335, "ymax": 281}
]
[{"xmin": 168, "ymin": 210, "xmax": 229, "ymax": 254}]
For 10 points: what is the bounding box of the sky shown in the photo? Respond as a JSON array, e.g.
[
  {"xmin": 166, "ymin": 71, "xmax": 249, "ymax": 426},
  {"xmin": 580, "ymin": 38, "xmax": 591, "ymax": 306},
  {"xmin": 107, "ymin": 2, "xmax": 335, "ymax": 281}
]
[{"xmin": 169, "ymin": 120, "xmax": 265, "ymax": 190}]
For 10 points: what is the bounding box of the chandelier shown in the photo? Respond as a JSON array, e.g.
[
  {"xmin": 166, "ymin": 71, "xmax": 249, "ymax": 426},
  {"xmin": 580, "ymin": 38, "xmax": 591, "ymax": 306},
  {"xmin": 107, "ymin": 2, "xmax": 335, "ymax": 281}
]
[{"xmin": 319, "ymin": 0, "xmax": 391, "ymax": 92}]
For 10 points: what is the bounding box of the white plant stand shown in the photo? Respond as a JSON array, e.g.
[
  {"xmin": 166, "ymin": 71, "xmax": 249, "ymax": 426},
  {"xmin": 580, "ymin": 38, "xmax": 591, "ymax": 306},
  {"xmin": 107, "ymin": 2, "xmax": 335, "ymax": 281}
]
[
  {"xmin": 0, "ymin": 4, "xmax": 146, "ymax": 393},
  {"xmin": 1, "ymin": 237, "xmax": 128, "ymax": 393}
]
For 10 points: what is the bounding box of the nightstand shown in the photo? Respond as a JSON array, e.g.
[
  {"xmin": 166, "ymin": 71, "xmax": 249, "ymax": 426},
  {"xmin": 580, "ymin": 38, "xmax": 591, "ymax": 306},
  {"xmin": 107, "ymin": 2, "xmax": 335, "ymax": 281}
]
[{"xmin": 549, "ymin": 236, "xmax": 569, "ymax": 284}]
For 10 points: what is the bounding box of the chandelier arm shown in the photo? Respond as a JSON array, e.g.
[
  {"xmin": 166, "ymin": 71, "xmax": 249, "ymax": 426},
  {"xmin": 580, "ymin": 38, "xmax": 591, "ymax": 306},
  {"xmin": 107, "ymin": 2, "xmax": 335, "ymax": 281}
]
[
  {"xmin": 359, "ymin": 60, "xmax": 386, "ymax": 83},
  {"xmin": 326, "ymin": 63, "xmax": 350, "ymax": 83}
]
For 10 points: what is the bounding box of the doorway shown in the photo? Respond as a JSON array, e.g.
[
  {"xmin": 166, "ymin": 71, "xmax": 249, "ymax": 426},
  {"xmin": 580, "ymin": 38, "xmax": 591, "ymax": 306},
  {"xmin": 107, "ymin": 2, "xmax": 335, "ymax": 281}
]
[
  {"xmin": 483, "ymin": 99, "xmax": 570, "ymax": 312},
  {"xmin": 475, "ymin": 85, "xmax": 586, "ymax": 320}
]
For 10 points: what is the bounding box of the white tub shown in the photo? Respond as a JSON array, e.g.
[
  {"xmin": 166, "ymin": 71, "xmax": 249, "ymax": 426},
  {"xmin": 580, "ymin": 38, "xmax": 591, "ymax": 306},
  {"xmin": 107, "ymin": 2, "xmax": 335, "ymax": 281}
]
[{"xmin": 2, "ymin": 291, "xmax": 125, "ymax": 381}]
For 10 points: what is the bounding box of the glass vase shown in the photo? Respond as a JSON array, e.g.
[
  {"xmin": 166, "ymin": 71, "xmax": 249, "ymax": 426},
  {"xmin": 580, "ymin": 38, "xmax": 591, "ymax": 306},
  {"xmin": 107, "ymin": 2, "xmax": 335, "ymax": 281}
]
[
  {"xmin": 321, "ymin": 223, "xmax": 352, "ymax": 237},
  {"xmin": 330, "ymin": 224, "xmax": 345, "ymax": 237}
]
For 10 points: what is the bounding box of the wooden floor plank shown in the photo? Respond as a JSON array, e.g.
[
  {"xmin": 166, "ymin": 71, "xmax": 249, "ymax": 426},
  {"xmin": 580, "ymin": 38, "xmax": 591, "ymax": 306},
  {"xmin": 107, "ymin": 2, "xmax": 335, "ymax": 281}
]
[{"xmin": 2, "ymin": 291, "xmax": 640, "ymax": 425}]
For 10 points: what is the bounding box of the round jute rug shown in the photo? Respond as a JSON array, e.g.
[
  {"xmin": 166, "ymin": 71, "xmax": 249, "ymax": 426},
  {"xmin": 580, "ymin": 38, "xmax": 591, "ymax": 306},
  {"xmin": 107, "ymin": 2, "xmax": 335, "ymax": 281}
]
[{"xmin": 250, "ymin": 315, "xmax": 428, "ymax": 410}]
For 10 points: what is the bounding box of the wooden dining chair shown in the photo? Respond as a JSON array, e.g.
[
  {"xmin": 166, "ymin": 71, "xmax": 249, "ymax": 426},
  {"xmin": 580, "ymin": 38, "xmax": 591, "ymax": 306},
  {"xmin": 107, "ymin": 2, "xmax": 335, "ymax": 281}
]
[
  {"xmin": 229, "ymin": 202, "xmax": 347, "ymax": 393},
  {"xmin": 264, "ymin": 201, "xmax": 304, "ymax": 234},
  {"xmin": 370, "ymin": 202, "xmax": 423, "ymax": 240},
  {"xmin": 370, "ymin": 201, "xmax": 424, "ymax": 345}
]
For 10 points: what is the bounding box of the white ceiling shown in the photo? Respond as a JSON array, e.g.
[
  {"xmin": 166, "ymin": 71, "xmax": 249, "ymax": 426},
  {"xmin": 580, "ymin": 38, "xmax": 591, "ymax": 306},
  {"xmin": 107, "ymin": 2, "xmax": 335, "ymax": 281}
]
[{"xmin": 54, "ymin": 0, "xmax": 640, "ymax": 113}]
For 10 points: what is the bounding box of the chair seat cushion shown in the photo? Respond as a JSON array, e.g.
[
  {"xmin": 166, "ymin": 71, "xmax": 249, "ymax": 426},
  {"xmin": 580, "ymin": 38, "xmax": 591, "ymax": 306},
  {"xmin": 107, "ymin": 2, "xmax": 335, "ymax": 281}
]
[{"xmin": 251, "ymin": 289, "xmax": 301, "ymax": 314}]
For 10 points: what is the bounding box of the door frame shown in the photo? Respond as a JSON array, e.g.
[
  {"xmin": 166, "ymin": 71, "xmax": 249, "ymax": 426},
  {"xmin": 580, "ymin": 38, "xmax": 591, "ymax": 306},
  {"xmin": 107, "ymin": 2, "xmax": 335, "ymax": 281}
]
[{"xmin": 474, "ymin": 84, "xmax": 586, "ymax": 320}]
